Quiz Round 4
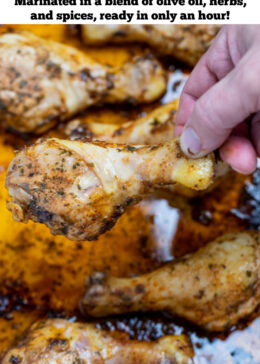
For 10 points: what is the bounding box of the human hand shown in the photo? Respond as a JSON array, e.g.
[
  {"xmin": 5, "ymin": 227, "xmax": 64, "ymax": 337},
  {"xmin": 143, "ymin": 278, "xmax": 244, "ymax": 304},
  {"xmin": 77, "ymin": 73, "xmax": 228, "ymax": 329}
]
[{"xmin": 175, "ymin": 25, "xmax": 260, "ymax": 174}]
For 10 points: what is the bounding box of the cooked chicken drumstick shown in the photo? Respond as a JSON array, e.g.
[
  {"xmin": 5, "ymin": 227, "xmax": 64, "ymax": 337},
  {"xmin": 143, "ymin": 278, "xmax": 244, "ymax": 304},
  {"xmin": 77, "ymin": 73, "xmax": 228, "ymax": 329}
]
[
  {"xmin": 65, "ymin": 101, "xmax": 178, "ymax": 145},
  {"xmin": 1, "ymin": 319, "xmax": 194, "ymax": 364},
  {"xmin": 6, "ymin": 137, "xmax": 214, "ymax": 241},
  {"xmin": 81, "ymin": 232, "xmax": 260, "ymax": 331},
  {"xmin": 81, "ymin": 25, "xmax": 220, "ymax": 66},
  {"xmin": 0, "ymin": 31, "xmax": 166, "ymax": 134}
]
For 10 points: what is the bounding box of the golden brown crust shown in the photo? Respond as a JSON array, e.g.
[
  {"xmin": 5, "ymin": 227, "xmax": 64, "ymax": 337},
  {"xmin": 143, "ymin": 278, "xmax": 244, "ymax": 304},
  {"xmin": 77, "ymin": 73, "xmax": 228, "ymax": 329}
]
[
  {"xmin": 81, "ymin": 232, "xmax": 260, "ymax": 331},
  {"xmin": 1, "ymin": 319, "xmax": 194, "ymax": 363},
  {"xmin": 65, "ymin": 101, "xmax": 178, "ymax": 145},
  {"xmin": 0, "ymin": 31, "xmax": 166, "ymax": 134},
  {"xmin": 81, "ymin": 25, "xmax": 220, "ymax": 66},
  {"xmin": 6, "ymin": 137, "xmax": 214, "ymax": 241}
]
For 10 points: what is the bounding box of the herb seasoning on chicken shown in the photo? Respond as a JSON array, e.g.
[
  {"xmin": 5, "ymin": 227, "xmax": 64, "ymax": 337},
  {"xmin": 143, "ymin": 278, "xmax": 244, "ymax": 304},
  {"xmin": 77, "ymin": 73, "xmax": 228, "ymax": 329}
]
[{"xmin": 0, "ymin": 31, "xmax": 166, "ymax": 134}]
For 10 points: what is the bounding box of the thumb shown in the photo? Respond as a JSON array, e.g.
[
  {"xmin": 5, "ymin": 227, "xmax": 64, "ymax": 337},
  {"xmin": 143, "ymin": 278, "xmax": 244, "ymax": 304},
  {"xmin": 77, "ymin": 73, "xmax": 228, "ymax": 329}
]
[{"xmin": 180, "ymin": 47, "xmax": 260, "ymax": 158}]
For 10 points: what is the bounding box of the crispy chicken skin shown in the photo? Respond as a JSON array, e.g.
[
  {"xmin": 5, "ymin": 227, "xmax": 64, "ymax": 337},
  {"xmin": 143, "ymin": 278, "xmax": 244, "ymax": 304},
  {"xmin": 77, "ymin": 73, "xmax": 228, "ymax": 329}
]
[
  {"xmin": 81, "ymin": 25, "xmax": 220, "ymax": 66},
  {"xmin": 6, "ymin": 137, "xmax": 214, "ymax": 241},
  {"xmin": 1, "ymin": 319, "xmax": 194, "ymax": 364},
  {"xmin": 0, "ymin": 31, "xmax": 166, "ymax": 134},
  {"xmin": 81, "ymin": 232, "xmax": 260, "ymax": 332}
]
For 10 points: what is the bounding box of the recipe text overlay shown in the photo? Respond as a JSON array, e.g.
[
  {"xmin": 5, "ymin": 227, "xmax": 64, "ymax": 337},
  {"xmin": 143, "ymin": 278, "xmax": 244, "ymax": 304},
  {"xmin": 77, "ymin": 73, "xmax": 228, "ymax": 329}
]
[{"xmin": 1, "ymin": 0, "xmax": 257, "ymax": 23}]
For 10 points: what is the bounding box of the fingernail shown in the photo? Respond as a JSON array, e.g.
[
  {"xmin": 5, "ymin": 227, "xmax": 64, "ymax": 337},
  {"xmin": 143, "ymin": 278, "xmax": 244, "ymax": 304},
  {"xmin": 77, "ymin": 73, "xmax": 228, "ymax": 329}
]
[
  {"xmin": 231, "ymin": 166, "xmax": 253, "ymax": 175},
  {"xmin": 180, "ymin": 127, "xmax": 202, "ymax": 156}
]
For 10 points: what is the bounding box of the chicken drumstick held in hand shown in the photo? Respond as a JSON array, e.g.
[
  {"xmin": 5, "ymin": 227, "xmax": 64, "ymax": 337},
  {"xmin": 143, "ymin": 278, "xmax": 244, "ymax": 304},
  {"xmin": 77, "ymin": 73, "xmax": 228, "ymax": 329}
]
[
  {"xmin": 65, "ymin": 101, "xmax": 228, "ymax": 198},
  {"xmin": 81, "ymin": 232, "xmax": 260, "ymax": 332},
  {"xmin": 6, "ymin": 137, "xmax": 214, "ymax": 241}
]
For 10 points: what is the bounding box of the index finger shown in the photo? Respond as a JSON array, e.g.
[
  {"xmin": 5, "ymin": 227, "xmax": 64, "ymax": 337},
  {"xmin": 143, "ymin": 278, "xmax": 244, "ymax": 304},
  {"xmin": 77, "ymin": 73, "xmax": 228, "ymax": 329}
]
[{"xmin": 175, "ymin": 26, "xmax": 234, "ymax": 136}]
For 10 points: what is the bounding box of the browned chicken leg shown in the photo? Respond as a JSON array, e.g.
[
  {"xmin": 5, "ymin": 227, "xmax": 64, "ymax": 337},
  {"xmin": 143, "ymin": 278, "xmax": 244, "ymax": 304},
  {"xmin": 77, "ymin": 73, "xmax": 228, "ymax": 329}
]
[
  {"xmin": 81, "ymin": 25, "xmax": 220, "ymax": 66},
  {"xmin": 6, "ymin": 137, "xmax": 214, "ymax": 241},
  {"xmin": 0, "ymin": 31, "xmax": 166, "ymax": 134},
  {"xmin": 65, "ymin": 100, "xmax": 178, "ymax": 145},
  {"xmin": 81, "ymin": 232, "xmax": 260, "ymax": 331},
  {"xmin": 1, "ymin": 319, "xmax": 194, "ymax": 364}
]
